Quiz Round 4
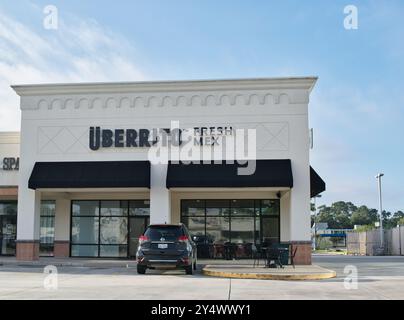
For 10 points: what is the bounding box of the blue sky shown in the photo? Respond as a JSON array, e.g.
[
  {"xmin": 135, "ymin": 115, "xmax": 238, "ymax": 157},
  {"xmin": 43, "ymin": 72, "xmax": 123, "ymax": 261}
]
[{"xmin": 0, "ymin": 0, "xmax": 403, "ymax": 212}]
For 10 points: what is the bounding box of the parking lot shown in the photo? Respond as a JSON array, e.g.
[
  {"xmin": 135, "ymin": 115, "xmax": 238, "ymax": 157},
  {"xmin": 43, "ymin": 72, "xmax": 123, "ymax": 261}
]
[{"xmin": 0, "ymin": 255, "xmax": 403, "ymax": 300}]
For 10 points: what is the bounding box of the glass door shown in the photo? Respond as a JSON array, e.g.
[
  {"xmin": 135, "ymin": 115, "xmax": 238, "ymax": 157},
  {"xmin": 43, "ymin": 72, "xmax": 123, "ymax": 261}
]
[
  {"xmin": 0, "ymin": 215, "xmax": 17, "ymax": 256},
  {"xmin": 128, "ymin": 217, "xmax": 149, "ymax": 258}
]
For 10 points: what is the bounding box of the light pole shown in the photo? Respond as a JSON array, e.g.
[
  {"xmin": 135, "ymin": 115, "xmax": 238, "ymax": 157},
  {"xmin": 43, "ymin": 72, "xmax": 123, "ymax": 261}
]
[
  {"xmin": 375, "ymin": 173, "xmax": 384, "ymax": 250},
  {"xmin": 313, "ymin": 194, "xmax": 322, "ymax": 251}
]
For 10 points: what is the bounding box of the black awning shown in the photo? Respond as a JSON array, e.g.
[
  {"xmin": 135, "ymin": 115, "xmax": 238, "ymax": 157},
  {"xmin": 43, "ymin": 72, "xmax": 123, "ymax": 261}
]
[
  {"xmin": 310, "ymin": 166, "xmax": 326, "ymax": 197},
  {"xmin": 166, "ymin": 160, "xmax": 293, "ymax": 188},
  {"xmin": 28, "ymin": 161, "xmax": 150, "ymax": 189}
]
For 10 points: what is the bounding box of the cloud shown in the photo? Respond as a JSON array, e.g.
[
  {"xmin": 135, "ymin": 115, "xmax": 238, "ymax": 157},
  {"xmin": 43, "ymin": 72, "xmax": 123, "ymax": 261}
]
[{"xmin": 0, "ymin": 11, "xmax": 146, "ymax": 131}]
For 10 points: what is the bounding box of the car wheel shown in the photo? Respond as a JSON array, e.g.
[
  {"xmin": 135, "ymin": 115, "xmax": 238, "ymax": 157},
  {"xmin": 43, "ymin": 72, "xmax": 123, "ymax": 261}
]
[
  {"xmin": 185, "ymin": 264, "xmax": 193, "ymax": 275},
  {"xmin": 137, "ymin": 265, "xmax": 146, "ymax": 274}
]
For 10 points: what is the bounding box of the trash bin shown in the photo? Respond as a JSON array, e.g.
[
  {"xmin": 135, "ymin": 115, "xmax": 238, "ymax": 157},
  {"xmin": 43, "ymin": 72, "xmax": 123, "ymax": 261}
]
[{"xmin": 274, "ymin": 243, "xmax": 290, "ymax": 265}]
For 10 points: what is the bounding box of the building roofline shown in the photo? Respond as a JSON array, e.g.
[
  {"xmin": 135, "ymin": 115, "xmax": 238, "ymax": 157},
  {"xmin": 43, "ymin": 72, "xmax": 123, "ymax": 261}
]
[{"xmin": 11, "ymin": 77, "xmax": 318, "ymax": 96}]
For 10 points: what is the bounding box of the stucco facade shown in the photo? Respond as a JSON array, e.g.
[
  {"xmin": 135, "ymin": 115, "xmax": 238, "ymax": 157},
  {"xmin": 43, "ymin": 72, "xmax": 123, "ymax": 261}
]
[{"xmin": 4, "ymin": 77, "xmax": 322, "ymax": 263}]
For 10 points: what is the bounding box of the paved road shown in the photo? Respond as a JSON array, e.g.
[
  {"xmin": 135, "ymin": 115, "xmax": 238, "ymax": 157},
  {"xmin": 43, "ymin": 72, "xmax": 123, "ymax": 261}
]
[{"xmin": 0, "ymin": 255, "xmax": 403, "ymax": 299}]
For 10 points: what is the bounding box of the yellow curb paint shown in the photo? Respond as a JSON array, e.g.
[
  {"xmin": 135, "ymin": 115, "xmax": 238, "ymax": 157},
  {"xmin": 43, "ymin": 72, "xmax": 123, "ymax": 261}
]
[{"xmin": 202, "ymin": 268, "xmax": 336, "ymax": 281}]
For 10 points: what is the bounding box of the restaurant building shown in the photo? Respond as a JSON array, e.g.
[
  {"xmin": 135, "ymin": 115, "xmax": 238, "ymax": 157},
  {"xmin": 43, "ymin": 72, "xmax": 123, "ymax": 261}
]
[{"xmin": 1, "ymin": 77, "xmax": 325, "ymax": 264}]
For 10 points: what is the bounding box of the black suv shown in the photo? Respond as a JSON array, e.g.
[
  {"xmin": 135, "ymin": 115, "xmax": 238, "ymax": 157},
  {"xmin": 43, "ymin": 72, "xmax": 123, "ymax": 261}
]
[{"xmin": 136, "ymin": 224, "xmax": 197, "ymax": 275}]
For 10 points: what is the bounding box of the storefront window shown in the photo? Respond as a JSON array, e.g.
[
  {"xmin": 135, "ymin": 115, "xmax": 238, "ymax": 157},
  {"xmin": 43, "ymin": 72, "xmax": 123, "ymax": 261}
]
[
  {"xmin": 181, "ymin": 199, "xmax": 280, "ymax": 259},
  {"xmin": 261, "ymin": 200, "xmax": 280, "ymax": 215},
  {"xmin": 129, "ymin": 200, "xmax": 150, "ymax": 216},
  {"xmin": 100, "ymin": 217, "xmax": 128, "ymax": 245},
  {"xmin": 71, "ymin": 200, "xmax": 149, "ymax": 258},
  {"xmin": 0, "ymin": 201, "xmax": 17, "ymax": 256},
  {"xmin": 206, "ymin": 216, "xmax": 230, "ymax": 243},
  {"xmin": 40, "ymin": 201, "xmax": 55, "ymax": 256},
  {"xmin": 206, "ymin": 200, "xmax": 230, "ymax": 216},
  {"xmin": 100, "ymin": 201, "xmax": 128, "ymax": 216},
  {"xmin": 181, "ymin": 200, "xmax": 205, "ymax": 216},
  {"xmin": 262, "ymin": 217, "xmax": 280, "ymax": 245},
  {"xmin": 71, "ymin": 217, "xmax": 99, "ymax": 244},
  {"xmin": 230, "ymin": 200, "xmax": 254, "ymax": 216},
  {"xmin": 72, "ymin": 201, "xmax": 99, "ymax": 216}
]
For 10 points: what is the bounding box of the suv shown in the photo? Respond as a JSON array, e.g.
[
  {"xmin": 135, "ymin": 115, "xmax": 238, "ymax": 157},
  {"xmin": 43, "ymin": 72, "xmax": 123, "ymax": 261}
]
[{"xmin": 136, "ymin": 223, "xmax": 197, "ymax": 275}]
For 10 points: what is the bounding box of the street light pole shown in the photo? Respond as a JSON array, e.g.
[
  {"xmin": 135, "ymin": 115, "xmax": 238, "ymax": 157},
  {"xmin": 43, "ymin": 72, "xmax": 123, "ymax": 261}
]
[{"xmin": 376, "ymin": 173, "xmax": 384, "ymax": 249}]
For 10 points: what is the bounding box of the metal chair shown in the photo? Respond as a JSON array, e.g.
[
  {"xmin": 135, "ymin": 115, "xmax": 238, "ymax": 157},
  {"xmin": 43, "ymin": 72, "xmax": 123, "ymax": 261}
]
[
  {"xmin": 266, "ymin": 247, "xmax": 283, "ymax": 268},
  {"xmin": 290, "ymin": 246, "xmax": 298, "ymax": 268},
  {"xmin": 252, "ymin": 244, "xmax": 263, "ymax": 267}
]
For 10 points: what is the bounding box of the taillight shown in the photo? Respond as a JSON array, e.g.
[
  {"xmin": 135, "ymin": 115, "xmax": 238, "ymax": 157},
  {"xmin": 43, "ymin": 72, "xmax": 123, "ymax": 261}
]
[
  {"xmin": 139, "ymin": 235, "xmax": 149, "ymax": 244},
  {"xmin": 178, "ymin": 235, "xmax": 189, "ymax": 243}
]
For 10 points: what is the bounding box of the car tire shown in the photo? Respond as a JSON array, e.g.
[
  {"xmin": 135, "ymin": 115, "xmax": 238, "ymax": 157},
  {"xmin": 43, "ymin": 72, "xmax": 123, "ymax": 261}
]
[
  {"xmin": 185, "ymin": 264, "xmax": 193, "ymax": 275},
  {"xmin": 137, "ymin": 265, "xmax": 146, "ymax": 274}
]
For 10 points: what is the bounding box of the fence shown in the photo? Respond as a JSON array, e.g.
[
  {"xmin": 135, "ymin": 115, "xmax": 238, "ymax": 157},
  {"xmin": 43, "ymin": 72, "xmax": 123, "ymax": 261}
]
[{"xmin": 346, "ymin": 226, "xmax": 404, "ymax": 256}]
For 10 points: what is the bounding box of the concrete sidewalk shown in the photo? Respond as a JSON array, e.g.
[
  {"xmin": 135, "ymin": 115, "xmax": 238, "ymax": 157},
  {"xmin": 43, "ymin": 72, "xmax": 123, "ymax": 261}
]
[
  {"xmin": 0, "ymin": 257, "xmax": 336, "ymax": 280},
  {"xmin": 0, "ymin": 256, "xmax": 136, "ymax": 268}
]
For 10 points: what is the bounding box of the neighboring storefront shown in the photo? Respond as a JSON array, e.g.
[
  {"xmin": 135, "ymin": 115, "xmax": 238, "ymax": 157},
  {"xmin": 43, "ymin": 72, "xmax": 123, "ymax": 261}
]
[{"xmin": 6, "ymin": 77, "xmax": 325, "ymax": 264}]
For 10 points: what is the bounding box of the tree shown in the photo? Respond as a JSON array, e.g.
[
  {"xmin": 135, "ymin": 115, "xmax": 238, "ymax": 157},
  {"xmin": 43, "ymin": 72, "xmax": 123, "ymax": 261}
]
[
  {"xmin": 351, "ymin": 206, "xmax": 378, "ymax": 226},
  {"xmin": 314, "ymin": 201, "xmax": 403, "ymax": 230},
  {"xmin": 388, "ymin": 211, "xmax": 404, "ymax": 228}
]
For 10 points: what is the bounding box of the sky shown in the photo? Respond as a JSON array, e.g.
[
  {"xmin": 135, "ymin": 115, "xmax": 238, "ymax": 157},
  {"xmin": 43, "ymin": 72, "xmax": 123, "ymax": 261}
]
[{"xmin": 0, "ymin": 0, "xmax": 403, "ymax": 212}]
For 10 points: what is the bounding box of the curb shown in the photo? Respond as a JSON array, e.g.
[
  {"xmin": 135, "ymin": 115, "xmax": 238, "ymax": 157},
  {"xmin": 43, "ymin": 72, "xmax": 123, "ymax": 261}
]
[
  {"xmin": 202, "ymin": 267, "xmax": 336, "ymax": 281},
  {"xmin": 0, "ymin": 262, "xmax": 135, "ymax": 269}
]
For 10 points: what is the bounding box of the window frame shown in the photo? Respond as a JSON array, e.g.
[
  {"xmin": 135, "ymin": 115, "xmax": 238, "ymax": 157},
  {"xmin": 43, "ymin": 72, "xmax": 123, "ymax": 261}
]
[
  {"xmin": 70, "ymin": 199, "xmax": 150, "ymax": 258},
  {"xmin": 181, "ymin": 199, "xmax": 280, "ymax": 247}
]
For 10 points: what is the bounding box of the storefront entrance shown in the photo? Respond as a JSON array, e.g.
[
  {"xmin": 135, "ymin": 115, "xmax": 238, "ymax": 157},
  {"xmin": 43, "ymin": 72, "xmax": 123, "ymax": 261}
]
[
  {"xmin": 128, "ymin": 216, "xmax": 149, "ymax": 257},
  {"xmin": 0, "ymin": 201, "xmax": 17, "ymax": 256},
  {"xmin": 181, "ymin": 199, "xmax": 280, "ymax": 259}
]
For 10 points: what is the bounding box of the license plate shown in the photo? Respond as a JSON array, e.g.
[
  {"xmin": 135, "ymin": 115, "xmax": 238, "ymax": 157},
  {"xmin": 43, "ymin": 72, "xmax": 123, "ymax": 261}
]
[{"xmin": 158, "ymin": 243, "xmax": 168, "ymax": 249}]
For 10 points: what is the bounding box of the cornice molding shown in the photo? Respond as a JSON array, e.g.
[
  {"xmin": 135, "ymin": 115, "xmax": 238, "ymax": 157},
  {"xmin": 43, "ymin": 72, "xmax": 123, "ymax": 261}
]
[
  {"xmin": 23, "ymin": 90, "xmax": 310, "ymax": 110},
  {"xmin": 12, "ymin": 77, "xmax": 317, "ymax": 96}
]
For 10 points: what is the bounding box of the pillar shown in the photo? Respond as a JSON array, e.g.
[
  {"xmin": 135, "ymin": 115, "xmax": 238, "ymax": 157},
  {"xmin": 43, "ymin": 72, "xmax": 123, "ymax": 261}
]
[
  {"xmin": 16, "ymin": 188, "xmax": 41, "ymax": 260},
  {"xmin": 54, "ymin": 198, "xmax": 70, "ymax": 257},
  {"xmin": 150, "ymin": 164, "xmax": 171, "ymax": 224},
  {"xmin": 289, "ymin": 162, "xmax": 312, "ymax": 265}
]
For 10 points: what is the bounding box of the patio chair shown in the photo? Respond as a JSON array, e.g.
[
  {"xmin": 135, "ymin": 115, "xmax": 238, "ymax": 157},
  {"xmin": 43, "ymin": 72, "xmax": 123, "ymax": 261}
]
[
  {"xmin": 251, "ymin": 244, "xmax": 263, "ymax": 267},
  {"xmin": 266, "ymin": 247, "xmax": 284, "ymax": 268},
  {"xmin": 289, "ymin": 245, "xmax": 298, "ymax": 268}
]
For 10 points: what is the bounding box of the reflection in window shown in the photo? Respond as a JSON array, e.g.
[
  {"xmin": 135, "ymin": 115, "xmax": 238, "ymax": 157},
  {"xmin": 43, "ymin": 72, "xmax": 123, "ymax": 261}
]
[
  {"xmin": 231, "ymin": 200, "xmax": 255, "ymax": 216},
  {"xmin": 262, "ymin": 217, "xmax": 280, "ymax": 244},
  {"xmin": 71, "ymin": 200, "xmax": 149, "ymax": 257},
  {"xmin": 182, "ymin": 216, "xmax": 205, "ymax": 237},
  {"xmin": 71, "ymin": 245, "xmax": 98, "ymax": 257},
  {"xmin": 72, "ymin": 201, "xmax": 99, "ymax": 216},
  {"xmin": 129, "ymin": 200, "xmax": 150, "ymax": 216},
  {"xmin": 0, "ymin": 202, "xmax": 17, "ymax": 256},
  {"xmin": 181, "ymin": 200, "xmax": 205, "ymax": 216},
  {"xmin": 181, "ymin": 199, "xmax": 280, "ymax": 259},
  {"xmin": 40, "ymin": 201, "xmax": 55, "ymax": 256},
  {"xmin": 229, "ymin": 217, "xmax": 254, "ymax": 244},
  {"xmin": 0, "ymin": 202, "xmax": 17, "ymax": 215},
  {"xmin": 100, "ymin": 201, "xmax": 128, "ymax": 216},
  {"xmin": 206, "ymin": 216, "xmax": 230, "ymax": 243},
  {"xmin": 100, "ymin": 217, "xmax": 128, "ymax": 245},
  {"xmin": 100, "ymin": 245, "xmax": 128, "ymax": 258},
  {"xmin": 261, "ymin": 200, "xmax": 280, "ymax": 216},
  {"xmin": 71, "ymin": 217, "xmax": 99, "ymax": 244}
]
